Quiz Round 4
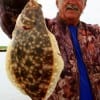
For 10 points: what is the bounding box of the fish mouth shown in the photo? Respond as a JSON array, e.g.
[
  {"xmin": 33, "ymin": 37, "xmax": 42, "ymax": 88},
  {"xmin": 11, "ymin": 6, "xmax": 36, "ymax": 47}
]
[{"xmin": 66, "ymin": 4, "xmax": 79, "ymax": 11}]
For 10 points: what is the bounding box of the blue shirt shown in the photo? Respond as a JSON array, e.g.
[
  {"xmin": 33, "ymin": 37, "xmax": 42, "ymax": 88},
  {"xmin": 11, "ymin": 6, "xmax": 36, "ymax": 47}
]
[{"xmin": 68, "ymin": 25, "xmax": 93, "ymax": 100}]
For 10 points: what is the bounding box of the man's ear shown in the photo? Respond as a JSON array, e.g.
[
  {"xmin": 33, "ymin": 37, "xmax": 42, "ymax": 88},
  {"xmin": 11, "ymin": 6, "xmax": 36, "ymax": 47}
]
[
  {"xmin": 83, "ymin": 1, "xmax": 86, "ymax": 10},
  {"xmin": 56, "ymin": 0, "xmax": 62, "ymax": 9},
  {"xmin": 56, "ymin": 0, "xmax": 59, "ymax": 8}
]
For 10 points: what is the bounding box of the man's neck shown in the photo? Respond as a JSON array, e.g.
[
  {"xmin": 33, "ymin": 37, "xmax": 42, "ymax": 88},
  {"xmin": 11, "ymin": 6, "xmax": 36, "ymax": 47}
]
[
  {"xmin": 65, "ymin": 18, "xmax": 79, "ymax": 26},
  {"xmin": 57, "ymin": 13, "xmax": 80, "ymax": 26}
]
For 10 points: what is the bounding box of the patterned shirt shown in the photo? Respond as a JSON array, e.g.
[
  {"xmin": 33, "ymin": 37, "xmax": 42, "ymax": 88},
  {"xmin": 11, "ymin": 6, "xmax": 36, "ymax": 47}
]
[
  {"xmin": 46, "ymin": 15, "xmax": 100, "ymax": 100},
  {"xmin": 69, "ymin": 25, "xmax": 93, "ymax": 100}
]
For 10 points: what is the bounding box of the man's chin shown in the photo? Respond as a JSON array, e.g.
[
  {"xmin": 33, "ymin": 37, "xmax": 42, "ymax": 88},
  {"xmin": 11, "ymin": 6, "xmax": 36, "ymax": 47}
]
[{"xmin": 64, "ymin": 15, "xmax": 79, "ymax": 25}]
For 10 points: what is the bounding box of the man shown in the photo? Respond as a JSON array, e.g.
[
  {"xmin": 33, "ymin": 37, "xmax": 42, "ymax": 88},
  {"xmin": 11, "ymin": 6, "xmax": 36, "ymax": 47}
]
[
  {"xmin": 0, "ymin": 0, "xmax": 100, "ymax": 100},
  {"xmin": 46, "ymin": 0, "xmax": 100, "ymax": 100}
]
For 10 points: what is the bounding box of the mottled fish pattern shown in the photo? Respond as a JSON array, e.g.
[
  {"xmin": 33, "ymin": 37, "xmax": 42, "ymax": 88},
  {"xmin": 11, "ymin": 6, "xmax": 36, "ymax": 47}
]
[{"xmin": 6, "ymin": 0, "xmax": 64, "ymax": 100}]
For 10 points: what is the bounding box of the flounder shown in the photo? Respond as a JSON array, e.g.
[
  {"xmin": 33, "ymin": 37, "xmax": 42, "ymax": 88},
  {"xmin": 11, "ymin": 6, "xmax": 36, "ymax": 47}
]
[{"xmin": 6, "ymin": 0, "xmax": 64, "ymax": 100}]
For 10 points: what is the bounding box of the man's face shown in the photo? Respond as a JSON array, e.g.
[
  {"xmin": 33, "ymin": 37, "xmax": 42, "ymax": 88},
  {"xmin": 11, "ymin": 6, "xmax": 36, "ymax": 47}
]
[{"xmin": 56, "ymin": 0, "xmax": 86, "ymax": 22}]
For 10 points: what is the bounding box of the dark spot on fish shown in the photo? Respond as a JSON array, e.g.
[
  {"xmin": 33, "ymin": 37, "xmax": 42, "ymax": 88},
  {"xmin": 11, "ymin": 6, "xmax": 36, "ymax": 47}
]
[
  {"xmin": 43, "ymin": 51, "xmax": 53, "ymax": 64},
  {"xmin": 26, "ymin": 84, "xmax": 39, "ymax": 92},
  {"xmin": 35, "ymin": 47, "xmax": 43, "ymax": 54},
  {"xmin": 32, "ymin": 68, "xmax": 42, "ymax": 79},
  {"xmin": 42, "ymin": 70, "xmax": 52, "ymax": 81},
  {"xmin": 25, "ymin": 59, "xmax": 33, "ymax": 66}
]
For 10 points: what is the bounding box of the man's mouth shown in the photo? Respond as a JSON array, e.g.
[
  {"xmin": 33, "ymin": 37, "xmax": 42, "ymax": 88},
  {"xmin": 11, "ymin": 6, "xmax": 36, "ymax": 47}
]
[{"xmin": 66, "ymin": 4, "xmax": 79, "ymax": 11}]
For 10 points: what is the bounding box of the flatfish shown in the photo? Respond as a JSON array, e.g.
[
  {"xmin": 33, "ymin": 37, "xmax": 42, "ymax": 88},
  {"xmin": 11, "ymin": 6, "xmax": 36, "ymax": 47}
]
[{"xmin": 6, "ymin": 0, "xmax": 64, "ymax": 100}]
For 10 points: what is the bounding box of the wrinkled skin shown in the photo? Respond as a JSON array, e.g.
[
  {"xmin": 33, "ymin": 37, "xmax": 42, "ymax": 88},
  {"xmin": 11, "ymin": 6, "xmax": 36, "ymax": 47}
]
[{"xmin": 56, "ymin": 0, "xmax": 86, "ymax": 25}]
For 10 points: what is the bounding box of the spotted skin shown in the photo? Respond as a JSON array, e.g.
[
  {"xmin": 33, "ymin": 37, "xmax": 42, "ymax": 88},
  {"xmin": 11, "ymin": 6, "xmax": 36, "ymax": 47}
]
[
  {"xmin": 6, "ymin": 0, "xmax": 64, "ymax": 100},
  {"xmin": 6, "ymin": 1, "xmax": 54, "ymax": 100}
]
